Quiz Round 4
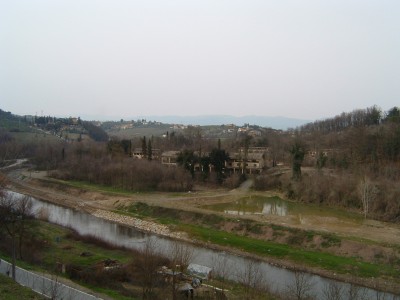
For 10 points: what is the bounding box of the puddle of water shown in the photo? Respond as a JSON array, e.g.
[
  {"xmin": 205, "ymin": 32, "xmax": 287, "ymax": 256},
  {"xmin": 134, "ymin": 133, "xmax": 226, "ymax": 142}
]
[{"xmin": 202, "ymin": 195, "xmax": 363, "ymax": 223}]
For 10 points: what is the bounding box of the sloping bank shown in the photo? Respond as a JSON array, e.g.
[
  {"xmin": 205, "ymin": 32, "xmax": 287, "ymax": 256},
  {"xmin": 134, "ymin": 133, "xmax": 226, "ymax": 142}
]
[{"xmin": 92, "ymin": 209, "xmax": 187, "ymax": 240}]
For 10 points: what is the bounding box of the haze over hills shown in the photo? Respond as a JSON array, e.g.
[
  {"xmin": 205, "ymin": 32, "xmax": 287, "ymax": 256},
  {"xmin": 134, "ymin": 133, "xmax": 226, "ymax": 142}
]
[
  {"xmin": 2, "ymin": 107, "xmax": 309, "ymax": 130},
  {"xmin": 80, "ymin": 114, "xmax": 310, "ymax": 130}
]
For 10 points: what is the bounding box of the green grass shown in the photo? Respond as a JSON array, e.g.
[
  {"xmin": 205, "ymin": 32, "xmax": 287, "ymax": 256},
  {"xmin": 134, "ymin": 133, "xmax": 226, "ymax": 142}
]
[
  {"xmin": 36, "ymin": 221, "xmax": 132, "ymax": 268},
  {"xmin": 44, "ymin": 178, "xmax": 139, "ymax": 196},
  {"xmin": 1, "ymin": 220, "xmax": 132, "ymax": 273},
  {"xmin": 11, "ymin": 131, "xmax": 62, "ymax": 144},
  {"xmin": 83, "ymin": 285, "xmax": 137, "ymax": 300},
  {"xmin": 184, "ymin": 225, "xmax": 396, "ymax": 278},
  {"xmin": 0, "ymin": 273, "xmax": 46, "ymax": 300},
  {"xmin": 1, "ymin": 220, "xmax": 138, "ymax": 300},
  {"xmin": 119, "ymin": 205, "xmax": 399, "ymax": 280}
]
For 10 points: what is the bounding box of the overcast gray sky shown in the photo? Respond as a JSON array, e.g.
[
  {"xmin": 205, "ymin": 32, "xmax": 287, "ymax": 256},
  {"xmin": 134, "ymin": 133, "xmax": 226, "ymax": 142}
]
[{"xmin": 1, "ymin": 0, "xmax": 399, "ymax": 121}]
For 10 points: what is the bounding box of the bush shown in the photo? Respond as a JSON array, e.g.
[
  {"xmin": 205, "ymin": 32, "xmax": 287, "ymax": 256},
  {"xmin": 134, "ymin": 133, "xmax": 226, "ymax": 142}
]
[
  {"xmin": 253, "ymin": 175, "xmax": 282, "ymax": 191},
  {"xmin": 222, "ymin": 173, "xmax": 242, "ymax": 189}
]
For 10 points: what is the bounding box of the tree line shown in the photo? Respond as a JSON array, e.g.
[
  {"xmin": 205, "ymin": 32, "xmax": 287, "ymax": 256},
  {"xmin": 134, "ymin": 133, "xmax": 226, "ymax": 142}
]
[
  {"xmin": 297, "ymin": 105, "xmax": 398, "ymax": 134},
  {"xmin": 51, "ymin": 141, "xmax": 193, "ymax": 192},
  {"xmin": 276, "ymin": 106, "xmax": 400, "ymax": 222}
]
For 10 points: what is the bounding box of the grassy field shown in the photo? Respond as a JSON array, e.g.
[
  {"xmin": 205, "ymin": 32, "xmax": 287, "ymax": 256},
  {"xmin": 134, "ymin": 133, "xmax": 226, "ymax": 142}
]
[
  {"xmin": 35, "ymin": 221, "xmax": 133, "ymax": 268},
  {"xmin": 125, "ymin": 203, "xmax": 400, "ymax": 281},
  {"xmin": 10, "ymin": 131, "xmax": 61, "ymax": 144},
  {"xmin": 184, "ymin": 224, "xmax": 396, "ymax": 278},
  {"xmin": 0, "ymin": 273, "xmax": 46, "ymax": 300},
  {"xmin": 47, "ymin": 178, "xmax": 139, "ymax": 195},
  {"xmin": 1, "ymin": 220, "xmax": 135, "ymax": 300}
]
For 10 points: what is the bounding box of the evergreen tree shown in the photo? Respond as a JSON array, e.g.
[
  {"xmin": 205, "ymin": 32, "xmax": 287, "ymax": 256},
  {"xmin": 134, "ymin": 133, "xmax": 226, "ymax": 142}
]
[
  {"xmin": 141, "ymin": 136, "xmax": 147, "ymax": 159},
  {"xmin": 147, "ymin": 140, "xmax": 152, "ymax": 161},
  {"xmin": 290, "ymin": 141, "xmax": 305, "ymax": 180},
  {"xmin": 209, "ymin": 147, "xmax": 229, "ymax": 184},
  {"xmin": 177, "ymin": 150, "xmax": 197, "ymax": 178}
]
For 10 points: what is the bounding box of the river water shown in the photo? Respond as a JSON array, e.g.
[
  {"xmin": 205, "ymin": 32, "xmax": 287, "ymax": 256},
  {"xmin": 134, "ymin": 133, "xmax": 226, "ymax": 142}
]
[{"xmin": 7, "ymin": 191, "xmax": 399, "ymax": 300}]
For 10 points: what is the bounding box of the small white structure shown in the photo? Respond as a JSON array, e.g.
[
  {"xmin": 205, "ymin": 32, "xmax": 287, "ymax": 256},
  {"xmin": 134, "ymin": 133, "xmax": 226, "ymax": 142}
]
[{"xmin": 187, "ymin": 263, "xmax": 212, "ymax": 280}]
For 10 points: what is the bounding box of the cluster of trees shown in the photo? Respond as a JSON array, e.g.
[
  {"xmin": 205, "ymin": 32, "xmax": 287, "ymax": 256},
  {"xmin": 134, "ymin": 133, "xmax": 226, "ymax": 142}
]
[
  {"xmin": 297, "ymin": 105, "xmax": 387, "ymax": 133},
  {"xmin": 140, "ymin": 136, "xmax": 153, "ymax": 160},
  {"xmin": 282, "ymin": 169, "xmax": 400, "ymax": 222},
  {"xmin": 0, "ymin": 109, "xmax": 28, "ymax": 131},
  {"xmin": 107, "ymin": 138, "xmax": 132, "ymax": 157},
  {"xmin": 176, "ymin": 141, "xmax": 230, "ymax": 183},
  {"xmin": 36, "ymin": 118, "xmax": 109, "ymax": 142},
  {"xmin": 0, "ymin": 128, "xmax": 60, "ymax": 165},
  {"xmin": 52, "ymin": 141, "xmax": 192, "ymax": 192},
  {"xmin": 81, "ymin": 121, "xmax": 108, "ymax": 142},
  {"xmin": 261, "ymin": 106, "xmax": 400, "ymax": 222},
  {"xmin": 34, "ymin": 115, "xmax": 79, "ymax": 126},
  {"xmin": 281, "ymin": 140, "xmax": 400, "ymax": 221}
]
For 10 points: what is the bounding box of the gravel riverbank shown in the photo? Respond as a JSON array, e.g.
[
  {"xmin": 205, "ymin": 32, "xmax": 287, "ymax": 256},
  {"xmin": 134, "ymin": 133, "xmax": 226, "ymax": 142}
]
[{"xmin": 92, "ymin": 209, "xmax": 188, "ymax": 240}]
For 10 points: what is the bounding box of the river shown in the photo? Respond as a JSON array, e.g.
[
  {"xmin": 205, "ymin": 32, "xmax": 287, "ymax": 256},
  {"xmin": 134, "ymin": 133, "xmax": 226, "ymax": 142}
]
[{"xmin": 7, "ymin": 191, "xmax": 399, "ymax": 300}]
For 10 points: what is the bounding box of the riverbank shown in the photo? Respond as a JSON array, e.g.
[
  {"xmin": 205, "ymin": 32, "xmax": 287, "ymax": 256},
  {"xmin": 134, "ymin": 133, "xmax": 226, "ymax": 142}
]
[
  {"xmin": 92, "ymin": 209, "xmax": 187, "ymax": 240},
  {"xmin": 5, "ymin": 169, "xmax": 400, "ymax": 296}
]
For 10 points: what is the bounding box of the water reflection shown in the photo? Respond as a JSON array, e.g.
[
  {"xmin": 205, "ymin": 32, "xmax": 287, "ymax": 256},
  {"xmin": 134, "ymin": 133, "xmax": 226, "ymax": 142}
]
[
  {"xmin": 262, "ymin": 201, "xmax": 287, "ymax": 216},
  {"xmin": 215, "ymin": 196, "xmax": 288, "ymax": 216}
]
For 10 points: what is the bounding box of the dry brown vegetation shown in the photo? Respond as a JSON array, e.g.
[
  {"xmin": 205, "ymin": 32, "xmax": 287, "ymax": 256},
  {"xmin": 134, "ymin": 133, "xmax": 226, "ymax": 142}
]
[{"xmin": 49, "ymin": 141, "xmax": 193, "ymax": 192}]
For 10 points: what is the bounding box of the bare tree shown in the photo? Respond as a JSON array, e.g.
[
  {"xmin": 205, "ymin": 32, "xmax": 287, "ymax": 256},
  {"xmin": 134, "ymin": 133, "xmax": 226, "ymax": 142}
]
[
  {"xmin": 286, "ymin": 271, "xmax": 315, "ymax": 300},
  {"xmin": 16, "ymin": 195, "xmax": 33, "ymax": 259},
  {"xmin": 0, "ymin": 173, "xmax": 7, "ymax": 196},
  {"xmin": 348, "ymin": 283, "xmax": 367, "ymax": 300},
  {"xmin": 236, "ymin": 259, "xmax": 266, "ymax": 300},
  {"xmin": 168, "ymin": 241, "xmax": 195, "ymax": 300},
  {"xmin": 48, "ymin": 274, "xmax": 63, "ymax": 300},
  {"xmin": 169, "ymin": 240, "xmax": 194, "ymax": 273},
  {"xmin": 323, "ymin": 281, "xmax": 343, "ymax": 300},
  {"xmin": 39, "ymin": 271, "xmax": 63, "ymax": 300},
  {"xmin": 212, "ymin": 253, "xmax": 231, "ymax": 292},
  {"xmin": 0, "ymin": 193, "xmax": 33, "ymax": 280},
  {"xmin": 358, "ymin": 175, "xmax": 378, "ymax": 219},
  {"xmin": 374, "ymin": 290, "xmax": 388, "ymax": 300},
  {"xmin": 135, "ymin": 237, "xmax": 162, "ymax": 299}
]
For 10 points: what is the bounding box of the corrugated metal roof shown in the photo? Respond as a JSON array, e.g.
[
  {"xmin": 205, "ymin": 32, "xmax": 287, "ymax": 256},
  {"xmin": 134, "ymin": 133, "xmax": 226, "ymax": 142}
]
[{"xmin": 187, "ymin": 263, "xmax": 212, "ymax": 280}]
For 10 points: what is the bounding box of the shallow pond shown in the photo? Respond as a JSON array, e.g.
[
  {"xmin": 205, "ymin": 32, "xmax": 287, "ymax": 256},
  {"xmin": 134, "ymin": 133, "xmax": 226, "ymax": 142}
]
[{"xmin": 202, "ymin": 195, "xmax": 363, "ymax": 223}]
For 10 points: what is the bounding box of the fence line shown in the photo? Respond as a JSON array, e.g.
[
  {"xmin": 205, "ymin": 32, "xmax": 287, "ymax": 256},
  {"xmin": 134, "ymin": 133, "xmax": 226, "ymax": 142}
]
[{"xmin": 0, "ymin": 258, "xmax": 102, "ymax": 300}]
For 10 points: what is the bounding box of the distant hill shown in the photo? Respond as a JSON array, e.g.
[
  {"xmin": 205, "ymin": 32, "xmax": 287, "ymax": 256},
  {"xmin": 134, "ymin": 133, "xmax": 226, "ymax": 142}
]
[
  {"xmin": 82, "ymin": 115, "xmax": 310, "ymax": 130},
  {"xmin": 146, "ymin": 115, "xmax": 310, "ymax": 129},
  {"xmin": 0, "ymin": 109, "xmax": 29, "ymax": 131}
]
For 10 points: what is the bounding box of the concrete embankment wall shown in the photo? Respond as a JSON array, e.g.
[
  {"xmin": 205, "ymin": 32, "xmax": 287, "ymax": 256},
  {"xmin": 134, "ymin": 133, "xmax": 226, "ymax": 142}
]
[{"xmin": 0, "ymin": 258, "xmax": 101, "ymax": 300}]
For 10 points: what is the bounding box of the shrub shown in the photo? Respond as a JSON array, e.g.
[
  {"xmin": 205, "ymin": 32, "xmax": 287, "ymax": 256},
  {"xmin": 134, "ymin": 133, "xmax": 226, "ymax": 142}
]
[{"xmin": 253, "ymin": 174, "xmax": 282, "ymax": 191}]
